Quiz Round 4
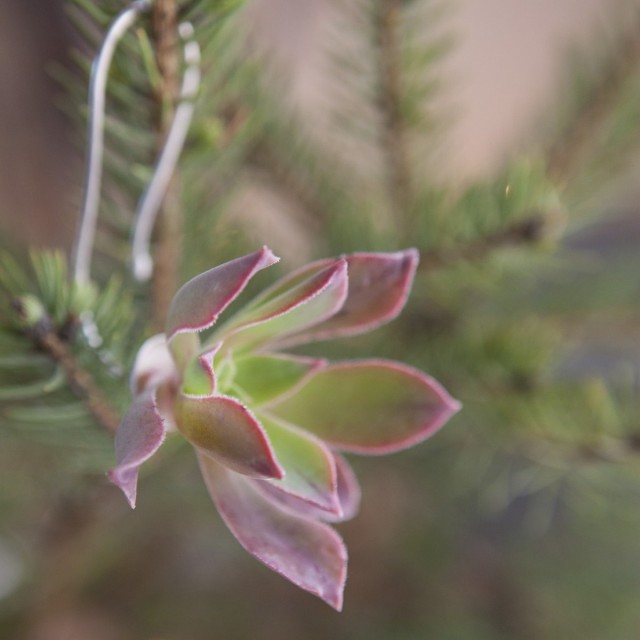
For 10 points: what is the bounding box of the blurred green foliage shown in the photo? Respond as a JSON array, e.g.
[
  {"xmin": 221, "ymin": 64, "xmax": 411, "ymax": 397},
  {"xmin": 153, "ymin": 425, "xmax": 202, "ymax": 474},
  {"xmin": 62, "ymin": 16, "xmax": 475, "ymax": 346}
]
[{"xmin": 2, "ymin": 0, "xmax": 640, "ymax": 638}]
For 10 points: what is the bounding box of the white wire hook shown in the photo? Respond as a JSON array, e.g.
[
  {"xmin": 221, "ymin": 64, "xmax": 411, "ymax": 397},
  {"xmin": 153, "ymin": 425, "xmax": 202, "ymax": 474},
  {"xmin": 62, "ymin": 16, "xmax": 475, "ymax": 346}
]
[
  {"xmin": 72, "ymin": 3, "xmax": 201, "ymax": 286},
  {"xmin": 131, "ymin": 21, "xmax": 202, "ymax": 282},
  {"xmin": 72, "ymin": 0, "xmax": 151, "ymax": 286}
]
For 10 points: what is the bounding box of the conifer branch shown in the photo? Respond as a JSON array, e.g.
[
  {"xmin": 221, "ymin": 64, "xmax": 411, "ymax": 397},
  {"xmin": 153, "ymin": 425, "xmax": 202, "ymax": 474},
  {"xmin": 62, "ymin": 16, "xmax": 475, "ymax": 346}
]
[
  {"xmin": 545, "ymin": 9, "xmax": 640, "ymax": 184},
  {"xmin": 12, "ymin": 301, "xmax": 120, "ymax": 434},
  {"xmin": 418, "ymin": 214, "xmax": 547, "ymax": 272}
]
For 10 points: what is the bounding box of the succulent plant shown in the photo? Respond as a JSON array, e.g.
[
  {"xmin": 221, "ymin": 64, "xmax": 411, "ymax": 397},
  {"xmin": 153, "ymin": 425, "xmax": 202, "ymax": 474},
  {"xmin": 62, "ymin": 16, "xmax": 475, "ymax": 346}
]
[{"xmin": 108, "ymin": 246, "xmax": 460, "ymax": 609}]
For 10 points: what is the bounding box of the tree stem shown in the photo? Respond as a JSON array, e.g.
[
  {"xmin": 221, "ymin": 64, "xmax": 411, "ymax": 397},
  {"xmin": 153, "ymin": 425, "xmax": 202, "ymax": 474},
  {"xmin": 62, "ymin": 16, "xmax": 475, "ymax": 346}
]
[
  {"xmin": 150, "ymin": 0, "xmax": 182, "ymax": 329},
  {"xmin": 376, "ymin": 0, "xmax": 412, "ymax": 233}
]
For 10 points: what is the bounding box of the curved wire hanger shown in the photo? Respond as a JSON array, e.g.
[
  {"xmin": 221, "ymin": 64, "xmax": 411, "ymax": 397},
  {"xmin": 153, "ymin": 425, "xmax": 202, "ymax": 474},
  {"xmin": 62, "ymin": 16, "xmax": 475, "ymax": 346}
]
[
  {"xmin": 132, "ymin": 20, "xmax": 201, "ymax": 282},
  {"xmin": 72, "ymin": 1, "xmax": 201, "ymax": 286}
]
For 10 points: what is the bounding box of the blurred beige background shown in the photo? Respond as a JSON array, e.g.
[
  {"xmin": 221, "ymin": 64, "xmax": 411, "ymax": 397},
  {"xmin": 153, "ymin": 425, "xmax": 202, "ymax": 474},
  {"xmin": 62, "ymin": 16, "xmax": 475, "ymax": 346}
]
[{"xmin": 0, "ymin": 0, "xmax": 615, "ymax": 248}]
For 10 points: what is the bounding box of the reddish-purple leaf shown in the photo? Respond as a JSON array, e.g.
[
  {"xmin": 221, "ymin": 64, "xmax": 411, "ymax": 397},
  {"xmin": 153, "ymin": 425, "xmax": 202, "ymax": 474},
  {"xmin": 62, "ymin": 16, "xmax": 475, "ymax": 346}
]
[
  {"xmin": 277, "ymin": 249, "xmax": 419, "ymax": 346},
  {"xmin": 107, "ymin": 391, "xmax": 166, "ymax": 508},
  {"xmin": 331, "ymin": 453, "xmax": 361, "ymax": 522},
  {"xmin": 175, "ymin": 393, "xmax": 283, "ymax": 479},
  {"xmin": 215, "ymin": 260, "xmax": 348, "ymax": 352},
  {"xmin": 198, "ymin": 453, "xmax": 348, "ymax": 610},
  {"xmin": 270, "ymin": 360, "xmax": 461, "ymax": 454},
  {"xmin": 165, "ymin": 246, "xmax": 279, "ymax": 341}
]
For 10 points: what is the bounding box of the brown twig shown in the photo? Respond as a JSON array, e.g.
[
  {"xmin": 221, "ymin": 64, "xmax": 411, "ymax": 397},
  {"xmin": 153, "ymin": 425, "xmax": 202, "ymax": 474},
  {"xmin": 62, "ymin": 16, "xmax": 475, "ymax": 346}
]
[
  {"xmin": 19, "ymin": 312, "xmax": 120, "ymax": 434},
  {"xmin": 150, "ymin": 0, "xmax": 182, "ymax": 329},
  {"xmin": 375, "ymin": 0, "xmax": 413, "ymax": 233}
]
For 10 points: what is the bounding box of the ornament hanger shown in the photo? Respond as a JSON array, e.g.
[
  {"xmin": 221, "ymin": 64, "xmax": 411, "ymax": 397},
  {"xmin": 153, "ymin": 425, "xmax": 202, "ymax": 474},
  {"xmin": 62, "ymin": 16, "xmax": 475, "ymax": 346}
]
[{"xmin": 72, "ymin": 1, "xmax": 201, "ymax": 285}]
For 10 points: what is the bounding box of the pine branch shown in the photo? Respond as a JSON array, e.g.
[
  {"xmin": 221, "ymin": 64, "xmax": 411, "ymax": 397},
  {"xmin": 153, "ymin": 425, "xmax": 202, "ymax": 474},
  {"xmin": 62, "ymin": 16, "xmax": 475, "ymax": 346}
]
[
  {"xmin": 0, "ymin": 252, "xmax": 134, "ymax": 442},
  {"xmin": 22, "ymin": 314, "xmax": 120, "ymax": 434},
  {"xmin": 545, "ymin": 8, "xmax": 640, "ymax": 185},
  {"xmin": 418, "ymin": 214, "xmax": 548, "ymax": 272},
  {"xmin": 375, "ymin": 0, "xmax": 413, "ymax": 227}
]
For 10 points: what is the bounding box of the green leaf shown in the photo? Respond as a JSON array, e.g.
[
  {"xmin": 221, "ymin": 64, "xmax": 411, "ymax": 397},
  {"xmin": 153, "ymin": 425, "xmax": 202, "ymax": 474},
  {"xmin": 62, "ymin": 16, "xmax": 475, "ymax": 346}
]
[
  {"xmin": 231, "ymin": 353, "xmax": 325, "ymax": 405},
  {"xmin": 270, "ymin": 360, "xmax": 461, "ymax": 454},
  {"xmin": 258, "ymin": 413, "xmax": 340, "ymax": 515}
]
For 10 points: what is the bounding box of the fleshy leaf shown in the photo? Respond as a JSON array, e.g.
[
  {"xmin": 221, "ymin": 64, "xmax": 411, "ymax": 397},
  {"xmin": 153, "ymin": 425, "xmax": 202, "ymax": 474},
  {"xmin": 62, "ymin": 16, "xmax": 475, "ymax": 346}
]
[
  {"xmin": 270, "ymin": 360, "xmax": 461, "ymax": 454},
  {"xmin": 175, "ymin": 393, "xmax": 283, "ymax": 479},
  {"xmin": 214, "ymin": 260, "xmax": 348, "ymax": 353},
  {"xmin": 229, "ymin": 257, "xmax": 332, "ymax": 308},
  {"xmin": 165, "ymin": 247, "xmax": 279, "ymax": 341},
  {"xmin": 107, "ymin": 391, "xmax": 166, "ymax": 508},
  {"xmin": 197, "ymin": 453, "xmax": 348, "ymax": 610},
  {"xmin": 130, "ymin": 334, "xmax": 177, "ymax": 395},
  {"xmin": 276, "ymin": 250, "xmax": 419, "ymax": 347},
  {"xmin": 181, "ymin": 343, "xmax": 221, "ymax": 397},
  {"xmin": 258, "ymin": 413, "xmax": 340, "ymax": 514},
  {"xmin": 255, "ymin": 453, "xmax": 361, "ymax": 523},
  {"xmin": 232, "ymin": 353, "xmax": 327, "ymax": 405},
  {"xmin": 155, "ymin": 379, "xmax": 179, "ymax": 432},
  {"xmin": 168, "ymin": 331, "xmax": 200, "ymax": 373},
  {"xmin": 331, "ymin": 453, "xmax": 361, "ymax": 522}
]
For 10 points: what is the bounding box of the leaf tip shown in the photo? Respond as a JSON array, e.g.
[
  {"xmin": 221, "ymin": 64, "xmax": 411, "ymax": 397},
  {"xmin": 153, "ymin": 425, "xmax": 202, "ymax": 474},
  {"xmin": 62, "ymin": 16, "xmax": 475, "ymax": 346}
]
[
  {"xmin": 258, "ymin": 456, "xmax": 286, "ymax": 481},
  {"xmin": 259, "ymin": 245, "xmax": 280, "ymax": 268},
  {"xmin": 107, "ymin": 468, "xmax": 138, "ymax": 509}
]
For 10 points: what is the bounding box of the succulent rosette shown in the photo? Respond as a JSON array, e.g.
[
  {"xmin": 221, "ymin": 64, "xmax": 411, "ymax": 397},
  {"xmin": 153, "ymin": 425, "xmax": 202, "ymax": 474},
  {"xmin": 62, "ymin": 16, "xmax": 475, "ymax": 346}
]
[{"xmin": 108, "ymin": 246, "xmax": 460, "ymax": 609}]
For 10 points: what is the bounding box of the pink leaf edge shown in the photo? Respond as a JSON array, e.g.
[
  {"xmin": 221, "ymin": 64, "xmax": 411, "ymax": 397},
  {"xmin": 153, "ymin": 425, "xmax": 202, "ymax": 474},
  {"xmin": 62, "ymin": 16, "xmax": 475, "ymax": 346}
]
[{"xmin": 166, "ymin": 246, "xmax": 279, "ymax": 341}]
